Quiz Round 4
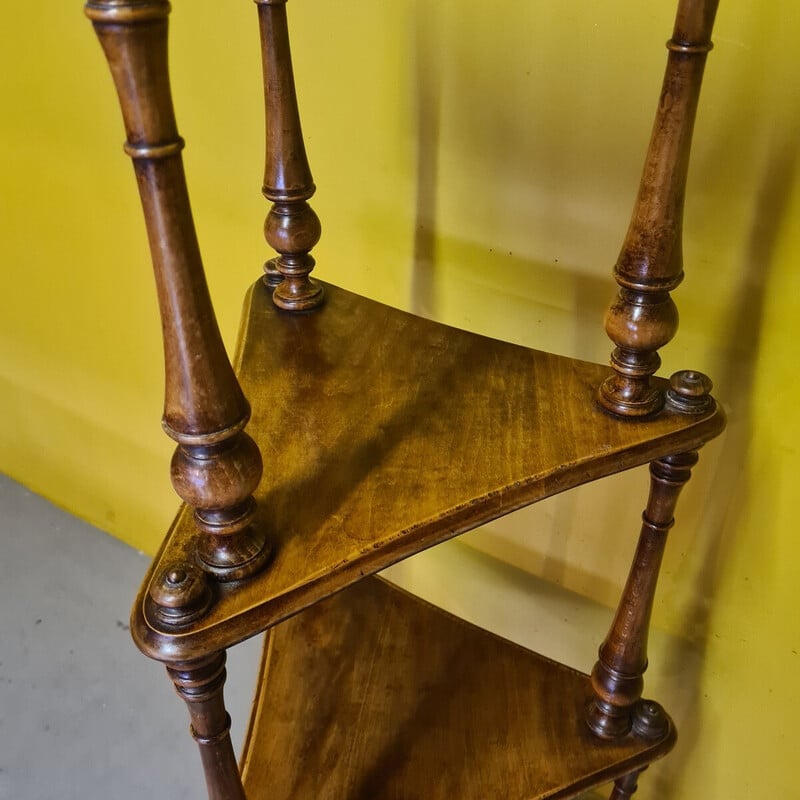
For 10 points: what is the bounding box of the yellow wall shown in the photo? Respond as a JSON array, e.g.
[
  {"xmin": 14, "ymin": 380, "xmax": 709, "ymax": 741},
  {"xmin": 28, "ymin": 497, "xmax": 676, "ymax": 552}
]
[{"xmin": 1, "ymin": 2, "xmax": 797, "ymax": 797}]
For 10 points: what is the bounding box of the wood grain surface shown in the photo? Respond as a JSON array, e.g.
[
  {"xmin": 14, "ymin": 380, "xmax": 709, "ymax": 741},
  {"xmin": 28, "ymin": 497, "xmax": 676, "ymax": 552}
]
[
  {"xmin": 240, "ymin": 575, "xmax": 675, "ymax": 799},
  {"xmin": 85, "ymin": 1, "xmax": 727, "ymax": 797},
  {"xmin": 132, "ymin": 281, "xmax": 724, "ymax": 661}
]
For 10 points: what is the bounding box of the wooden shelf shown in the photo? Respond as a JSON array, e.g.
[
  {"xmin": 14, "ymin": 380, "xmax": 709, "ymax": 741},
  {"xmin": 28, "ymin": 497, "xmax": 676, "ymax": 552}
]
[
  {"xmin": 88, "ymin": 2, "xmax": 728, "ymax": 797},
  {"xmin": 132, "ymin": 281, "xmax": 724, "ymax": 661},
  {"xmin": 240, "ymin": 575, "xmax": 675, "ymax": 799}
]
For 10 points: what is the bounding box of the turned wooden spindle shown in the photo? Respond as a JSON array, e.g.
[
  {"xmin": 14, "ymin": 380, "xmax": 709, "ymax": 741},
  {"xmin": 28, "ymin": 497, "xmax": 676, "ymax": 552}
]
[
  {"xmin": 86, "ymin": 0, "xmax": 269, "ymax": 584},
  {"xmin": 610, "ymin": 769, "xmax": 645, "ymax": 800},
  {"xmin": 256, "ymin": 0, "xmax": 324, "ymax": 311},
  {"xmin": 167, "ymin": 652, "xmax": 246, "ymax": 800},
  {"xmin": 599, "ymin": 0, "xmax": 719, "ymax": 417},
  {"xmin": 587, "ymin": 450, "xmax": 699, "ymax": 739}
]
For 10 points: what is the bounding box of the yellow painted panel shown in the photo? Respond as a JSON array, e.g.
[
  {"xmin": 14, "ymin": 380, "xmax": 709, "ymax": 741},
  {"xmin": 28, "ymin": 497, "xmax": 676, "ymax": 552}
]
[{"xmin": 1, "ymin": 2, "xmax": 798, "ymax": 798}]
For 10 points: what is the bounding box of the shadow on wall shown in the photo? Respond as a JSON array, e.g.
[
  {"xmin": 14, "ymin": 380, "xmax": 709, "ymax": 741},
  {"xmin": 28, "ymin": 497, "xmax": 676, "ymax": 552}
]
[
  {"xmin": 408, "ymin": 0, "xmax": 440, "ymax": 320},
  {"xmin": 656, "ymin": 108, "xmax": 800, "ymax": 800},
  {"xmin": 408, "ymin": 0, "xmax": 618, "ymax": 356},
  {"xmin": 405, "ymin": 3, "xmax": 799, "ymax": 798}
]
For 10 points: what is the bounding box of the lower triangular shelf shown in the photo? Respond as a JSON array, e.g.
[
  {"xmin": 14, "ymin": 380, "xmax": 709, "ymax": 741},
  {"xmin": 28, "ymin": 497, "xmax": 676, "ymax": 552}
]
[{"xmin": 240, "ymin": 576, "xmax": 675, "ymax": 799}]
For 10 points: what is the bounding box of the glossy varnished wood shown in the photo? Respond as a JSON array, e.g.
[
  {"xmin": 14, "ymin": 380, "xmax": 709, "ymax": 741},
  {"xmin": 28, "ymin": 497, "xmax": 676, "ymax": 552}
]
[
  {"xmin": 86, "ymin": 0, "xmax": 269, "ymax": 583},
  {"xmin": 168, "ymin": 652, "xmax": 247, "ymax": 800},
  {"xmin": 84, "ymin": 2, "xmax": 730, "ymax": 796},
  {"xmin": 131, "ymin": 281, "xmax": 724, "ymax": 661},
  {"xmin": 240, "ymin": 576, "xmax": 676, "ymax": 799},
  {"xmin": 256, "ymin": 0, "xmax": 324, "ymax": 309},
  {"xmin": 587, "ymin": 451, "xmax": 699, "ymax": 738},
  {"xmin": 599, "ymin": 0, "xmax": 719, "ymax": 416}
]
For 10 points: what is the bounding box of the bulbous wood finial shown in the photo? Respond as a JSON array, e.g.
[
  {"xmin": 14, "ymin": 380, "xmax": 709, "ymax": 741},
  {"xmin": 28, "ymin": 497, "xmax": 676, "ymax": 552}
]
[
  {"xmin": 666, "ymin": 369, "xmax": 714, "ymax": 414},
  {"xmin": 149, "ymin": 562, "xmax": 213, "ymax": 627},
  {"xmin": 631, "ymin": 699, "xmax": 670, "ymax": 741}
]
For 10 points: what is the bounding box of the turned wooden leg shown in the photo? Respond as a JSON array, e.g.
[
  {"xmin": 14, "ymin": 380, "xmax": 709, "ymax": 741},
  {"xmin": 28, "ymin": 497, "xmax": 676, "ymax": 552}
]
[
  {"xmin": 598, "ymin": 1, "xmax": 719, "ymax": 416},
  {"xmin": 256, "ymin": 0, "xmax": 324, "ymax": 311},
  {"xmin": 86, "ymin": 0, "xmax": 269, "ymax": 584},
  {"xmin": 167, "ymin": 652, "xmax": 246, "ymax": 800},
  {"xmin": 587, "ymin": 450, "xmax": 698, "ymax": 738},
  {"xmin": 610, "ymin": 768, "xmax": 645, "ymax": 800}
]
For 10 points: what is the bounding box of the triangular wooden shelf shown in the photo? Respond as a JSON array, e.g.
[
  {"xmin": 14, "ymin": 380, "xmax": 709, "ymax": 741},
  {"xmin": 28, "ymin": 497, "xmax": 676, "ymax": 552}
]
[
  {"xmin": 132, "ymin": 281, "xmax": 724, "ymax": 658},
  {"xmin": 240, "ymin": 575, "xmax": 675, "ymax": 799},
  {"xmin": 86, "ymin": 1, "xmax": 729, "ymax": 797}
]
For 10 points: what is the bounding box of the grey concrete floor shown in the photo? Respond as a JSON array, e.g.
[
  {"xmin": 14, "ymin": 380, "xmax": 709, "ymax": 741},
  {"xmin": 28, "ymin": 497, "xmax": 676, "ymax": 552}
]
[
  {"xmin": 0, "ymin": 474, "xmax": 260, "ymax": 800},
  {"xmin": 1, "ymin": 473, "xmax": 614, "ymax": 800}
]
